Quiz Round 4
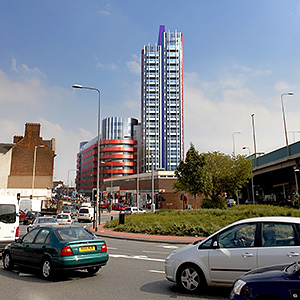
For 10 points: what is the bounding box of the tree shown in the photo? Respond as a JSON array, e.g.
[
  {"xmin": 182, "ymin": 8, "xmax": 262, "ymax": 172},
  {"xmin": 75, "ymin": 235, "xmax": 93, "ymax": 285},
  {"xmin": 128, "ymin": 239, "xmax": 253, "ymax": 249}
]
[
  {"xmin": 201, "ymin": 151, "xmax": 253, "ymax": 208},
  {"xmin": 174, "ymin": 143, "xmax": 209, "ymax": 209},
  {"xmin": 174, "ymin": 144, "xmax": 253, "ymax": 209}
]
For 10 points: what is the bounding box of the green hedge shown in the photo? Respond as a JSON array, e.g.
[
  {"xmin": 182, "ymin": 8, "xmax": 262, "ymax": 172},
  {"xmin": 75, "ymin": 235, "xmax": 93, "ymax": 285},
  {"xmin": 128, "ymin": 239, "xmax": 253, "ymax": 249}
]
[{"xmin": 104, "ymin": 205, "xmax": 300, "ymax": 237}]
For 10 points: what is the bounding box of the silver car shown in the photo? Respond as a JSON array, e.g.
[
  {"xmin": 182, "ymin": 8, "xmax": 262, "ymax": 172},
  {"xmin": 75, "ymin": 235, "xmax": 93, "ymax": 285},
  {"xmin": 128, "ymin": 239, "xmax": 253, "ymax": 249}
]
[
  {"xmin": 165, "ymin": 216, "xmax": 300, "ymax": 293},
  {"xmin": 27, "ymin": 216, "xmax": 58, "ymax": 232}
]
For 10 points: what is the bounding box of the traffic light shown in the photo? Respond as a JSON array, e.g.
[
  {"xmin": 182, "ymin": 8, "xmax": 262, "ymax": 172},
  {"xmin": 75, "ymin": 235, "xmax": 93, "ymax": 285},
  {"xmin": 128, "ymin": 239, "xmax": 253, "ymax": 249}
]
[
  {"xmin": 93, "ymin": 192, "xmax": 97, "ymax": 202},
  {"xmin": 17, "ymin": 193, "xmax": 20, "ymax": 201}
]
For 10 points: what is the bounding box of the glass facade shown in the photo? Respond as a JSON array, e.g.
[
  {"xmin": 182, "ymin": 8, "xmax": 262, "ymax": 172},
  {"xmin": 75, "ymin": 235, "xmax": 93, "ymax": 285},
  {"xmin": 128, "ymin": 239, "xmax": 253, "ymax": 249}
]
[
  {"xmin": 141, "ymin": 25, "xmax": 184, "ymax": 172},
  {"xmin": 76, "ymin": 117, "xmax": 139, "ymax": 196}
]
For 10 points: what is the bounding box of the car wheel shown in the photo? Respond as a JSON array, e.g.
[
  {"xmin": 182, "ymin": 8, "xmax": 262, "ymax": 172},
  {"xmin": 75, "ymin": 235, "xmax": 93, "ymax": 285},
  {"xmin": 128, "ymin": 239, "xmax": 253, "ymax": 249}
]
[
  {"xmin": 41, "ymin": 259, "xmax": 53, "ymax": 280},
  {"xmin": 177, "ymin": 264, "xmax": 205, "ymax": 293},
  {"xmin": 87, "ymin": 266, "xmax": 100, "ymax": 275},
  {"xmin": 3, "ymin": 252, "xmax": 13, "ymax": 270}
]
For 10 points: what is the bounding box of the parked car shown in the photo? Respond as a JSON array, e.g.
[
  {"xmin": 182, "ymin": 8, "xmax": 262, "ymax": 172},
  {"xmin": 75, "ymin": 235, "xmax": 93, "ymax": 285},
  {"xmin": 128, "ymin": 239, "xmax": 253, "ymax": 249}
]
[
  {"xmin": 124, "ymin": 207, "xmax": 146, "ymax": 215},
  {"xmin": 165, "ymin": 216, "xmax": 300, "ymax": 293},
  {"xmin": 230, "ymin": 262, "xmax": 300, "ymax": 300},
  {"xmin": 2, "ymin": 225, "xmax": 109, "ymax": 280},
  {"xmin": 23, "ymin": 211, "xmax": 41, "ymax": 225},
  {"xmin": 27, "ymin": 216, "xmax": 58, "ymax": 232},
  {"xmin": 55, "ymin": 213, "xmax": 72, "ymax": 225}
]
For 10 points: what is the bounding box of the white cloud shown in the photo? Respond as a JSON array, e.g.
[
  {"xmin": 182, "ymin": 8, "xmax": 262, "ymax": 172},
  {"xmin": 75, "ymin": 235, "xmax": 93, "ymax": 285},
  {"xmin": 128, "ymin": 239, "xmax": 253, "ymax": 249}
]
[
  {"xmin": 38, "ymin": 118, "xmax": 94, "ymax": 183},
  {"xmin": 98, "ymin": 3, "xmax": 112, "ymax": 16},
  {"xmin": 184, "ymin": 68, "xmax": 300, "ymax": 157},
  {"xmin": 0, "ymin": 70, "xmax": 46, "ymax": 105},
  {"xmin": 11, "ymin": 57, "xmax": 46, "ymax": 78},
  {"xmin": 126, "ymin": 54, "xmax": 140, "ymax": 75},
  {"xmin": 94, "ymin": 56, "xmax": 117, "ymax": 70}
]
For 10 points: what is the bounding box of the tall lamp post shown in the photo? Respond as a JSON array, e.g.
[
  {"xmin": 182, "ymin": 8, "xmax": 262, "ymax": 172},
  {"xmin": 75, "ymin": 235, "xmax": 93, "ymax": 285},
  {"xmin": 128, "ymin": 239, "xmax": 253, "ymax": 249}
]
[
  {"xmin": 32, "ymin": 145, "xmax": 45, "ymax": 199},
  {"xmin": 251, "ymin": 113, "xmax": 258, "ymax": 204},
  {"xmin": 281, "ymin": 92, "xmax": 293, "ymax": 156},
  {"xmin": 73, "ymin": 84, "xmax": 101, "ymax": 230},
  {"xmin": 232, "ymin": 131, "xmax": 241, "ymax": 156},
  {"xmin": 242, "ymin": 146, "xmax": 251, "ymax": 155},
  {"xmin": 151, "ymin": 153, "xmax": 155, "ymax": 213},
  {"xmin": 67, "ymin": 169, "xmax": 76, "ymax": 199}
]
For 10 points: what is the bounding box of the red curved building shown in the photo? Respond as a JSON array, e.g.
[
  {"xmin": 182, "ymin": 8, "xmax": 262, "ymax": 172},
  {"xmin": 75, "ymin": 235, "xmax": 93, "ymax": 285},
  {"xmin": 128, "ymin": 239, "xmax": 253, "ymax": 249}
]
[{"xmin": 76, "ymin": 117, "xmax": 139, "ymax": 197}]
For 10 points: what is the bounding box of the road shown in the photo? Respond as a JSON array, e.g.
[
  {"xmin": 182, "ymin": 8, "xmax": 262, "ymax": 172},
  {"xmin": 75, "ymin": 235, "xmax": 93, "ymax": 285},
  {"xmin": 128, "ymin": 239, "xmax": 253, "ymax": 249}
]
[{"xmin": 0, "ymin": 219, "xmax": 231, "ymax": 300}]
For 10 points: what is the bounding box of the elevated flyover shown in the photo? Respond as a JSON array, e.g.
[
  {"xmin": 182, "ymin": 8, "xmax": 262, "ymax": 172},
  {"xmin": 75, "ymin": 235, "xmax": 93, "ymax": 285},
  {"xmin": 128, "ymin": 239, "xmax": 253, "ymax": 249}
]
[{"xmin": 251, "ymin": 141, "xmax": 300, "ymax": 204}]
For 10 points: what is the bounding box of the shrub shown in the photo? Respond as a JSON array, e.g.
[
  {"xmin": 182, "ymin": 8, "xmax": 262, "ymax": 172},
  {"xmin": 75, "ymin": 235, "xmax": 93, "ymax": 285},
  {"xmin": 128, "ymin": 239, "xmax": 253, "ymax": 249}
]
[{"xmin": 104, "ymin": 205, "xmax": 300, "ymax": 237}]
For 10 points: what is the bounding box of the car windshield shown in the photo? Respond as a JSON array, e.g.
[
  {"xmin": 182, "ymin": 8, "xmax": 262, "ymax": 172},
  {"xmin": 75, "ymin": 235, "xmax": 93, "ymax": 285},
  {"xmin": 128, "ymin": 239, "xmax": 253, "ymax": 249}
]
[
  {"xmin": 56, "ymin": 227, "xmax": 96, "ymax": 241},
  {"xmin": 285, "ymin": 262, "xmax": 300, "ymax": 274}
]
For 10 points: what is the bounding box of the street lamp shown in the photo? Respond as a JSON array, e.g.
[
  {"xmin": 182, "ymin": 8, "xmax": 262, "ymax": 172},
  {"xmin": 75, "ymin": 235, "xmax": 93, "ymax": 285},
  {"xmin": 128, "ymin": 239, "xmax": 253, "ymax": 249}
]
[
  {"xmin": 67, "ymin": 169, "xmax": 76, "ymax": 199},
  {"xmin": 242, "ymin": 146, "xmax": 251, "ymax": 155},
  {"xmin": 151, "ymin": 153, "xmax": 155, "ymax": 213},
  {"xmin": 281, "ymin": 92, "xmax": 293, "ymax": 156},
  {"xmin": 32, "ymin": 145, "xmax": 45, "ymax": 199},
  {"xmin": 288, "ymin": 130, "xmax": 300, "ymax": 143},
  {"xmin": 232, "ymin": 131, "xmax": 241, "ymax": 156},
  {"xmin": 73, "ymin": 84, "xmax": 101, "ymax": 230},
  {"xmin": 251, "ymin": 113, "xmax": 257, "ymax": 204}
]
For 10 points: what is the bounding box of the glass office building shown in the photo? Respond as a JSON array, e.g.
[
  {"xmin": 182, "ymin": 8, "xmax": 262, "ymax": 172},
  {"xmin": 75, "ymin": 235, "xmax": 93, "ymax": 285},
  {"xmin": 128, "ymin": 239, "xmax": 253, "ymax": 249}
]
[{"xmin": 141, "ymin": 25, "xmax": 184, "ymax": 172}]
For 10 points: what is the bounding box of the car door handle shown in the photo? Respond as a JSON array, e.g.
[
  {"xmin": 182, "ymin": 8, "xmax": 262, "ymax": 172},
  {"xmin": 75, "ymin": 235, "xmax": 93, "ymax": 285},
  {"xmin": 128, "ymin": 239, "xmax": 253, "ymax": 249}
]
[
  {"xmin": 287, "ymin": 252, "xmax": 300, "ymax": 257},
  {"xmin": 242, "ymin": 252, "xmax": 254, "ymax": 258}
]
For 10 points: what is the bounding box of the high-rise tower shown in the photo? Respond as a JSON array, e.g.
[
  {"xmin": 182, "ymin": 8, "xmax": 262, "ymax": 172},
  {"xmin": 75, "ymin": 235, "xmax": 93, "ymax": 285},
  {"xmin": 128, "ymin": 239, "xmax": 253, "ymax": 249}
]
[{"xmin": 141, "ymin": 25, "xmax": 184, "ymax": 172}]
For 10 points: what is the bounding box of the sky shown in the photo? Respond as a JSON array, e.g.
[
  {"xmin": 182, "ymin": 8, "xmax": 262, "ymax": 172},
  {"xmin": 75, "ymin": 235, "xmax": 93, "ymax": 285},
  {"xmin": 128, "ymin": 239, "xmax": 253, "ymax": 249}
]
[{"xmin": 1, "ymin": 0, "xmax": 300, "ymax": 184}]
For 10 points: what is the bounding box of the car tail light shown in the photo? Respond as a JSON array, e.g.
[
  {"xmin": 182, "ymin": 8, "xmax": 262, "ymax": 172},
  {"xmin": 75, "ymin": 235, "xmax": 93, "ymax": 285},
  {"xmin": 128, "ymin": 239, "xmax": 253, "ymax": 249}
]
[
  {"xmin": 15, "ymin": 226, "xmax": 19, "ymax": 238},
  {"xmin": 101, "ymin": 242, "xmax": 107, "ymax": 253},
  {"xmin": 67, "ymin": 219, "xmax": 71, "ymax": 222},
  {"xmin": 60, "ymin": 246, "xmax": 73, "ymax": 256}
]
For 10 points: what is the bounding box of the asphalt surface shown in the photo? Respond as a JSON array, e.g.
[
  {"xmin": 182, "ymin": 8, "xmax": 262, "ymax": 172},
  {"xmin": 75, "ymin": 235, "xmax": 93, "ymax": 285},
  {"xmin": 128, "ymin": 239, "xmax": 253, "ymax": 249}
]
[{"xmin": 91, "ymin": 211, "xmax": 202, "ymax": 244}]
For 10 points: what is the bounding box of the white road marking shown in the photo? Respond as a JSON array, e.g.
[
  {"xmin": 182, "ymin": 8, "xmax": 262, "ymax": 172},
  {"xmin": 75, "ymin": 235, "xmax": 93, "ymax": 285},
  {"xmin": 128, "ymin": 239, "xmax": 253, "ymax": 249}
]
[
  {"xmin": 143, "ymin": 250, "xmax": 168, "ymax": 254},
  {"xmin": 109, "ymin": 254, "xmax": 164, "ymax": 262},
  {"xmin": 159, "ymin": 245, "xmax": 178, "ymax": 249},
  {"xmin": 149, "ymin": 269, "xmax": 165, "ymax": 274}
]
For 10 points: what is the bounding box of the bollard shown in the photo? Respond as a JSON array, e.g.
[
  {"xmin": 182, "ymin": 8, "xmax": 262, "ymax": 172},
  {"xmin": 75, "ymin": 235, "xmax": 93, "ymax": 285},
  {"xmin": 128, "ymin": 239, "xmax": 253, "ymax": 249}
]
[{"xmin": 119, "ymin": 212, "xmax": 125, "ymax": 225}]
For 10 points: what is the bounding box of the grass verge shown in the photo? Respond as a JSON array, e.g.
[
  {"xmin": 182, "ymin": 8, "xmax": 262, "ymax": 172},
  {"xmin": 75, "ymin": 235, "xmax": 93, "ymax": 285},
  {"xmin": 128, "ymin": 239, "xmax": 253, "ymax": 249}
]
[{"xmin": 104, "ymin": 205, "xmax": 300, "ymax": 237}]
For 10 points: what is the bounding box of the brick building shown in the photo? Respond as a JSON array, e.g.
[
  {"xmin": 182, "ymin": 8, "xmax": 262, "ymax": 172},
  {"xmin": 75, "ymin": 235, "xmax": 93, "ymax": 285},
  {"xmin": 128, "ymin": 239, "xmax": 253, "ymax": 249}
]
[
  {"xmin": 103, "ymin": 170, "xmax": 202, "ymax": 210},
  {"xmin": 0, "ymin": 123, "xmax": 55, "ymax": 200}
]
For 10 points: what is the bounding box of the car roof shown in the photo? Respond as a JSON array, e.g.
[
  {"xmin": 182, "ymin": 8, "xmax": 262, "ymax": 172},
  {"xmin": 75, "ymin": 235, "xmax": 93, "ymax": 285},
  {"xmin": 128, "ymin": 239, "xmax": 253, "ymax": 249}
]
[{"xmin": 233, "ymin": 216, "xmax": 300, "ymax": 225}]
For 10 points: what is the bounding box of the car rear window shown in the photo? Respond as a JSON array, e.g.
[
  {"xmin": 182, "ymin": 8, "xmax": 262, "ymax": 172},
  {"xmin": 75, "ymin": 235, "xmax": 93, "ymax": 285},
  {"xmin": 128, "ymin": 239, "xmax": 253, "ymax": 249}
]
[
  {"xmin": 57, "ymin": 215, "xmax": 69, "ymax": 219},
  {"xmin": 79, "ymin": 208, "xmax": 89, "ymax": 213},
  {"xmin": 56, "ymin": 227, "xmax": 95, "ymax": 241}
]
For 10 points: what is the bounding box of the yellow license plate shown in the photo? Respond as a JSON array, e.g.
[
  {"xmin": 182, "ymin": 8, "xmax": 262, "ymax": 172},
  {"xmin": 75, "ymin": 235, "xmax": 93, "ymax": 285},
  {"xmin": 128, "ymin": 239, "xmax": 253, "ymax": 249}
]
[{"xmin": 79, "ymin": 246, "xmax": 95, "ymax": 252}]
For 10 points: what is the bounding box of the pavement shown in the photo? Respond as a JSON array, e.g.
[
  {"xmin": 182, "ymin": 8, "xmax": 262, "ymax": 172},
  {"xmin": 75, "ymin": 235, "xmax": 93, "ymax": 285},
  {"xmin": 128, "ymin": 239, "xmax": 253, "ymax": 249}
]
[{"xmin": 90, "ymin": 211, "xmax": 203, "ymax": 244}]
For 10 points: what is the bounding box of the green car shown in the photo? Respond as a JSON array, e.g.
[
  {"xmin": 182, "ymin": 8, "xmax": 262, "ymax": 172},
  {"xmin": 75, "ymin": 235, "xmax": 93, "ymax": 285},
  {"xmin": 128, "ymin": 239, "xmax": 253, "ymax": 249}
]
[{"xmin": 2, "ymin": 225, "xmax": 109, "ymax": 279}]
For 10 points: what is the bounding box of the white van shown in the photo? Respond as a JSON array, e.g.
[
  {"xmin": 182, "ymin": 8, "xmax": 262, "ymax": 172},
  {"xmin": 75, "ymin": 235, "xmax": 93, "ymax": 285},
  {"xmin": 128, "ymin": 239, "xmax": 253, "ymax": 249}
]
[
  {"xmin": 0, "ymin": 195, "xmax": 19, "ymax": 252},
  {"xmin": 78, "ymin": 206, "xmax": 94, "ymax": 222}
]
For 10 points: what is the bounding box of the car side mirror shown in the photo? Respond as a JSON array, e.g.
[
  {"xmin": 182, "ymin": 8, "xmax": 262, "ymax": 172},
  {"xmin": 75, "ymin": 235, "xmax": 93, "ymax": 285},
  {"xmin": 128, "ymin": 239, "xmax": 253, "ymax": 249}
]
[
  {"xmin": 15, "ymin": 237, "xmax": 22, "ymax": 243},
  {"xmin": 212, "ymin": 240, "xmax": 219, "ymax": 248}
]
